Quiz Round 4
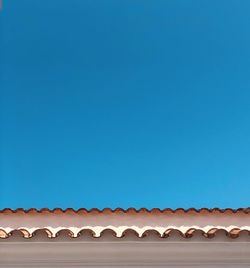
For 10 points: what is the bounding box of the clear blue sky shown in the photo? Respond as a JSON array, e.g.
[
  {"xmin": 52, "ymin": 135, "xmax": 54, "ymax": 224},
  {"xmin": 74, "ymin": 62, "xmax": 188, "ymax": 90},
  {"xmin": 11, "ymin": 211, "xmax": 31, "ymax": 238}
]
[{"xmin": 1, "ymin": 0, "xmax": 250, "ymax": 209}]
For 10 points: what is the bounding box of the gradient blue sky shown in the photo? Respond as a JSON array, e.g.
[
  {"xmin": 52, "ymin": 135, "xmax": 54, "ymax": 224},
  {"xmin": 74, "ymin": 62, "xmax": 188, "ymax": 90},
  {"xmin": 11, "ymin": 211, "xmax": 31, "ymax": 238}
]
[{"xmin": 1, "ymin": 0, "xmax": 250, "ymax": 209}]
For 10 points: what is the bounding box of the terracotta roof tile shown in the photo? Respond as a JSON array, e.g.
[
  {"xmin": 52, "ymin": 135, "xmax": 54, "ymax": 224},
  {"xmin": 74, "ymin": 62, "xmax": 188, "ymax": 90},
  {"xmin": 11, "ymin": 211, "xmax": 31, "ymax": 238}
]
[
  {"xmin": 1, "ymin": 207, "xmax": 250, "ymax": 213},
  {"xmin": 1, "ymin": 208, "xmax": 250, "ymax": 239}
]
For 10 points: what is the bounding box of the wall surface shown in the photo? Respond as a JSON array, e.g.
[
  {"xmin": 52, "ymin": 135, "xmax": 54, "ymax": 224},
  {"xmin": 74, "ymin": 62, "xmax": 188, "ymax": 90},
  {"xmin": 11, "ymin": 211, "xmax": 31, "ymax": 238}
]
[{"xmin": 1, "ymin": 238, "xmax": 250, "ymax": 267}]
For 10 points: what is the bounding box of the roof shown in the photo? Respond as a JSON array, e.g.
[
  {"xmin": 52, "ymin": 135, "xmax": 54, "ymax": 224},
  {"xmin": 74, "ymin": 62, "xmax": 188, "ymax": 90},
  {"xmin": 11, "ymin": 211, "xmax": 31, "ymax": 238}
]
[{"xmin": 1, "ymin": 207, "xmax": 250, "ymax": 239}]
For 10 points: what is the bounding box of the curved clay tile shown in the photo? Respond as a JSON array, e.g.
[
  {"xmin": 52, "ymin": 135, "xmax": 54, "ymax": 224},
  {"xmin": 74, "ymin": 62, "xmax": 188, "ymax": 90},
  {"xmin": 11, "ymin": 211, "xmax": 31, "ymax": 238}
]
[
  {"xmin": 1, "ymin": 207, "xmax": 250, "ymax": 213},
  {"xmin": 1, "ymin": 207, "xmax": 250, "ymax": 239}
]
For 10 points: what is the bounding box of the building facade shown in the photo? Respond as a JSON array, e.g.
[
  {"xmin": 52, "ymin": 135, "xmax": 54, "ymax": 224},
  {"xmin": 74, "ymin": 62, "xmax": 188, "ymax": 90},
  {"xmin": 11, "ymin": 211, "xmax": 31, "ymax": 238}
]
[{"xmin": 1, "ymin": 208, "xmax": 250, "ymax": 267}]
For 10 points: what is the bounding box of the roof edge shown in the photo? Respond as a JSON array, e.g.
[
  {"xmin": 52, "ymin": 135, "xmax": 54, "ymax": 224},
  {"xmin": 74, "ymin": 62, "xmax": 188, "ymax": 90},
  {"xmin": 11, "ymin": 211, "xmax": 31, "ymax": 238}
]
[{"xmin": 1, "ymin": 207, "xmax": 250, "ymax": 214}]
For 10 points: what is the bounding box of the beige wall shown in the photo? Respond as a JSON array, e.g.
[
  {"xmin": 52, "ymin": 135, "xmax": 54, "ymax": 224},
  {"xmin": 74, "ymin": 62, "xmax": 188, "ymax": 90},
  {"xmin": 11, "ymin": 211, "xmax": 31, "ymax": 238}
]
[{"xmin": 1, "ymin": 238, "xmax": 250, "ymax": 267}]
